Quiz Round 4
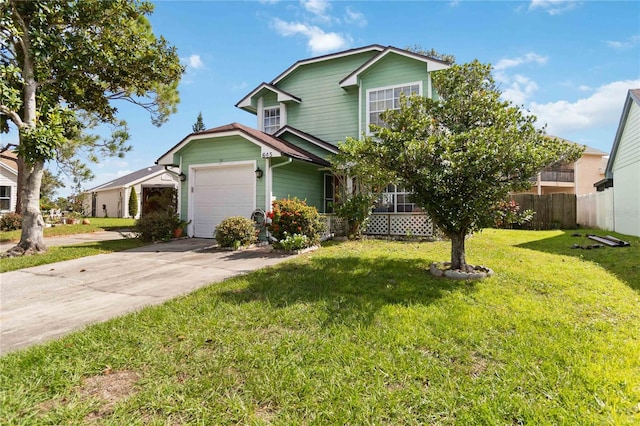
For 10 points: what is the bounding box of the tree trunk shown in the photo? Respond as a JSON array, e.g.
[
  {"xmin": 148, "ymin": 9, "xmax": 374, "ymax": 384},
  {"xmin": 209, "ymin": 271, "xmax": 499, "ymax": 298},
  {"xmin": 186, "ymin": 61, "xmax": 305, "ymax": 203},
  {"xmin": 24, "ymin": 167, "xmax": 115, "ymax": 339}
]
[
  {"xmin": 5, "ymin": 22, "xmax": 48, "ymax": 256},
  {"xmin": 6, "ymin": 160, "xmax": 47, "ymax": 256},
  {"xmin": 449, "ymin": 231, "xmax": 467, "ymax": 271}
]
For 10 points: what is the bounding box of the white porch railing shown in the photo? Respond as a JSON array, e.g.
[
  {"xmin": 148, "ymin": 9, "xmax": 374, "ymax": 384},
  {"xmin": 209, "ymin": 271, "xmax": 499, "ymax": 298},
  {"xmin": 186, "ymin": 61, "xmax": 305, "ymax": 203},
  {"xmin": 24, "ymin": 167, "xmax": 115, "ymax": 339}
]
[{"xmin": 321, "ymin": 213, "xmax": 435, "ymax": 238}]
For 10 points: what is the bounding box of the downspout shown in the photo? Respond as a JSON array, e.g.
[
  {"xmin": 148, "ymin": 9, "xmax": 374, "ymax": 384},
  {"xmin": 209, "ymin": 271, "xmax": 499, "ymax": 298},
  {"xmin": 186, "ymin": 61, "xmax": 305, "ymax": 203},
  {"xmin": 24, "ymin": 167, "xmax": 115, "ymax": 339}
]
[{"xmin": 270, "ymin": 157, "xmax": 292, "ymax": 170}]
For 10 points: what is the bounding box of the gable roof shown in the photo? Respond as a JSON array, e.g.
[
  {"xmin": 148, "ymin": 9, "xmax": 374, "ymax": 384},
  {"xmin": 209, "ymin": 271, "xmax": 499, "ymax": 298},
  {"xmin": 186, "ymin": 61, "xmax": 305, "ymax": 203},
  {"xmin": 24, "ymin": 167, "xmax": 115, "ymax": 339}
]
[
  {"xmin": 274, "ymin": 125, "xmax": 339, "ymax": 155},
  {"xmin": 604, "ymin": 89, "xmax": 640, "ymax": 178},
  {"xmin": 0, "ymin": 150, "xmax": 18, "ymax": 175},
  {"xmin": 87, "ymin": 165, "xmax": 171, "ymax": 192},
  {"xmin": 156, "ymin": 122, "xmax": 330, "ymax": 167},
  {"xmin": 270, "ymin": 44, "xmax": 386, "ymax": 85},
  {"xmin": 339, "ymin": 46, "xmax": 450, "ymax": 88},
  {"xmin": 235, "ymin": 83, "xmax": 301, "ymax": 112}
]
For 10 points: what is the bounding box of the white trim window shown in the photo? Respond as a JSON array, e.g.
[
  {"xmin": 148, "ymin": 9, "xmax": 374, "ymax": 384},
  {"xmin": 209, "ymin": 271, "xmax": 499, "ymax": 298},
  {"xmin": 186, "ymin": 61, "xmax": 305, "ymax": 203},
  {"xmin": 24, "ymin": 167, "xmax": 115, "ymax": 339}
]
[
  {"xmin": 0, "ymin": 185, "xmax": 11, "ymax": 211},
  {"xmin": 263, "ymin": 106, "xmax": 280, "ymax": 134},
  {"xmin": 367, "ymin": 82, "xmax": 421, "ymax": 130},
  {"xmin": 373, "ymin": 184, "xmax": 420, "ymax": 213}
]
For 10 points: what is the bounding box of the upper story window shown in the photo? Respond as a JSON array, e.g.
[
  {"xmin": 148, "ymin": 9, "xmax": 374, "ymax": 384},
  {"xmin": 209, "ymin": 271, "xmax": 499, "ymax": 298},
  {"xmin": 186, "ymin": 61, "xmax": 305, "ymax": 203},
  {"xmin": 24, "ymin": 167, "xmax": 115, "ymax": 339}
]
[
  {"xmin": 367, "ymin": 82, "xmax": 421, "ymax": 130},
  {"xmin": 0, "ymin": 186, "xmax": 11, "ymax": 211},
  {"xmin": 263, "ymin": 107, "xmax": 280, "ymax": 134}
]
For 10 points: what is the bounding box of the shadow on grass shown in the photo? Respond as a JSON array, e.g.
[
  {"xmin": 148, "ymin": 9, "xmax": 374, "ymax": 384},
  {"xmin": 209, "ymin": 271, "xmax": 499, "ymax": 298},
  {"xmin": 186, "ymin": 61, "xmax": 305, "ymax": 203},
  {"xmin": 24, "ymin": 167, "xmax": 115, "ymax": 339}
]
[
  {"xmin": 219, "ymin": 252, "xmax": 477, "ymax": 327},
  {"xmin": 517, "ymin": 229, "xmax": 640, "ymax": 292},
  {"xmin": 59, "ymin": 238, "xmax": 145, "ymax": 251}
]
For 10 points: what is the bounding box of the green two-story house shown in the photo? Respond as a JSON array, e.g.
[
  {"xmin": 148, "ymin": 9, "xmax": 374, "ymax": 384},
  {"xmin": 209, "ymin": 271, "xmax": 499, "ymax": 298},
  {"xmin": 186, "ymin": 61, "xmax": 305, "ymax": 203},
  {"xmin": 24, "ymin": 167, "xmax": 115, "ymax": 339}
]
[{"xmin": 156, "ymin": 45, "xmax": 449, "ymax": 238}]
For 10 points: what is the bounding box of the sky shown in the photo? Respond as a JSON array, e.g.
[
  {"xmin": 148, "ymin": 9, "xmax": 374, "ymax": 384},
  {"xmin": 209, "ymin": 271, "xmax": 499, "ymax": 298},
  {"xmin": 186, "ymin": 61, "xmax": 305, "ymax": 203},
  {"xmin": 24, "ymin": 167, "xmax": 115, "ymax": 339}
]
[{"xmin": 4, "ymin": 0, "xmax": 640, "ymax": 197}]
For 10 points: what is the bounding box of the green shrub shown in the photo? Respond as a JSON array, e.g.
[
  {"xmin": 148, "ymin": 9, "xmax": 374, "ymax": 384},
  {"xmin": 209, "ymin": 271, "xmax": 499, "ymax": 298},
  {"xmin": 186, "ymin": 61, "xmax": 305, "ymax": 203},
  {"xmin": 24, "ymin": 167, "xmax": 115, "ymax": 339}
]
[
  {"xmin": 0, "ymin": 213, "xmax": 22, "ymax": 231},
  {"xmin": 493, "ymin": 200, "xmax": 535, "ymax": 229},
  {"xmin": 128, "ymin": 188, "xmax": 138, "ymax": 218},
  {"xmin": 278, "ymin": 232, "xmax": 310, "ymax": 251},
  {"xmin": 215, "ymin": 216, "xmax": 257, "ymax": 249},
  {"xmin": 134, "ymin": 211, "xmax": 180, "ymax": 242},
  {"xmin": 266, "ymin": 198, "xmax": 324, "ymax": 248}
]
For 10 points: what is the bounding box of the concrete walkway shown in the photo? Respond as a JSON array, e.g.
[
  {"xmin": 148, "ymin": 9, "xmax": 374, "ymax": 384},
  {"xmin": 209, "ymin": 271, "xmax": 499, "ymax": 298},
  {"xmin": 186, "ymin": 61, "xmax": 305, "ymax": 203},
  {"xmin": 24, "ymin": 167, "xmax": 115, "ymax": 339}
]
[{"xmin": 0, "ymin": 238, "xmax": 293, "ymax": 355}]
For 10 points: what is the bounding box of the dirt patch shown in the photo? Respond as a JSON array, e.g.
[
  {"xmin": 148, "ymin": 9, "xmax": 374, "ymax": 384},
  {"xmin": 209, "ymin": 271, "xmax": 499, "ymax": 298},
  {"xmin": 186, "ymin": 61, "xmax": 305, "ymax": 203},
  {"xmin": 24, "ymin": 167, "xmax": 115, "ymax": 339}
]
[
  {"xmin": 37, "ymin": 370, "xmax": 140, "ymax": 422},
  {"xmin": 469, "ymin": 352, "xmax": 489, "ymax": 379},
  {"xmin": 79, "ymin": 370, "xmax": 140, "ymax": 421}
]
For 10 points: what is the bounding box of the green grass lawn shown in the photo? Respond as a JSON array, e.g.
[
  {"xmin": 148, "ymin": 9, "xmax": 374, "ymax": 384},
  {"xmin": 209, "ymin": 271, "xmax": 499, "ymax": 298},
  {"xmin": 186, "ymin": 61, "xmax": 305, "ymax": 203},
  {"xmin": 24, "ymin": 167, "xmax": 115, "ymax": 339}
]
[
  {"xmin": 0, "ymin": 217, "xmax": 136, "ymax": 243},
  {"xmin": 1, "ymin": 229, "xmax": 639, "ymax": 424},
  {"xmin": 0, "ymin": 239, "xmax": 147, "ymax": 273}
]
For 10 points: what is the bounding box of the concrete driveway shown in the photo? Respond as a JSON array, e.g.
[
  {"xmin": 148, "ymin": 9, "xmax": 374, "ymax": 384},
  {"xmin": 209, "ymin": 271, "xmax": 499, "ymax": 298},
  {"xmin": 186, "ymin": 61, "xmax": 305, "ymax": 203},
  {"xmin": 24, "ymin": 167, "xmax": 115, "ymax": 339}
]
[{"xmin": 0, "ymin": 238, "xmax": 292, "ymax": 355}]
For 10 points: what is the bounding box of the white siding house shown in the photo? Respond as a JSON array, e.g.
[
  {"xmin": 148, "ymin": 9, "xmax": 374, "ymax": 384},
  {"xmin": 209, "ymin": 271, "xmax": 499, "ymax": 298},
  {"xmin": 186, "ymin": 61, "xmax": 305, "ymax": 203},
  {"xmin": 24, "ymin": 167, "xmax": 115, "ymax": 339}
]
[
  {"xmin": 597, "ymin": 89, "xmax": 640, "ymax": 237},
  {"xmin": 0, "ymin": 151, "xmax": 18, "ymax": 214},
  {"xmin": 84, "ymin": 166, "xmax": 180, "ymax": 218}
]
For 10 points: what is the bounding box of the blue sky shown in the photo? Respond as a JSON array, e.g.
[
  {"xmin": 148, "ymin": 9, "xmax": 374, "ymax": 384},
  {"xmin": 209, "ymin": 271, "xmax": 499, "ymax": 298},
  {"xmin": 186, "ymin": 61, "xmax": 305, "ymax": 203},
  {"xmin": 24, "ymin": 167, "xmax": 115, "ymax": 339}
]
[{"xmin": 6, "ymin": 0, "xmax": 640, "ymax": 197}]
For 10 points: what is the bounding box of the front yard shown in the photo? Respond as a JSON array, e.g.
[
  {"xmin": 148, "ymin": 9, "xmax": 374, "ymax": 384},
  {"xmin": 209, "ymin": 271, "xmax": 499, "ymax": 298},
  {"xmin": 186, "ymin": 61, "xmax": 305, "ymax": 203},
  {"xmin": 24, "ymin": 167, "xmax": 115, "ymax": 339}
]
[
  {"xmin": 0, "ymin": 217, "xmax": 136, "ymax": 243},
  {"xmin": 1, "ymin": 229, "xmax": 639, "ymax": 424}
]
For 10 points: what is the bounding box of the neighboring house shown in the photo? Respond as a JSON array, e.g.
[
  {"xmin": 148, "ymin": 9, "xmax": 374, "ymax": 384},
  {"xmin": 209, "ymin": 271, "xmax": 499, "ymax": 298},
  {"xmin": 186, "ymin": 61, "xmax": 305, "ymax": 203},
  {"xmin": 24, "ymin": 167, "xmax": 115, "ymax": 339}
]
[
  {"xmin": 157, "ymin": 45, "xmax": 449, "ymax": 238},
  {"xmin": 595, "ymin": 89, "xmax": 640, "ymax": 237},
  {"xmin": 521, "ymin": 139, "xmax": 608, "ymax": 196},
  {"xmin": 83, "ymin": 165, "xmax": 179, "ymax": 218},
  {"xmin": 0, "ymin": 150, "xmax": 18, "ymax": 214}
]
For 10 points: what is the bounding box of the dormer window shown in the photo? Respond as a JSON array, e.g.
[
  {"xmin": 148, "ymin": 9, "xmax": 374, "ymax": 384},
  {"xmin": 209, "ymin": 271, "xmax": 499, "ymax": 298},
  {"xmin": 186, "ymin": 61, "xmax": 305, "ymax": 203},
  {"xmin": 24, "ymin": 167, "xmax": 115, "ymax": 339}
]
[{"xmin": 263, "ymin": 107, "xmax": 280, "ymax": 134}]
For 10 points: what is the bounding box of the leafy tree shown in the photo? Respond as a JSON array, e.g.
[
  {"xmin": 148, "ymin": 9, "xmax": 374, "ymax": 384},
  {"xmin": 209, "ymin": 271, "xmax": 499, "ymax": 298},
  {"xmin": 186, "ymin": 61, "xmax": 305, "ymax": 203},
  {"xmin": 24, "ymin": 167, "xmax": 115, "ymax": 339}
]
[
  {"xmin": 330, "ymin": 137, "xmax": 396, "ymax": 238},
  {"xmin": 192, "ymin": 111, "xmax": 206, "ymax": 132},
  {"xmin": 406, "ymin": 44, "xmax": 456, "ymax": 65},
  {"xmin": 0, "ymin": 0, "xmax": 183, "ymax": 256},
  {"xmin": 39, "ymin": 169, "xmax": 64, "ymax": 202},
  {"xmin": 128, "ymin": 188, "xmax": 139, "ymax": 218},
  {"xmin": 364, "ymin": 60, "xmax": 583, "ymax": 271}
]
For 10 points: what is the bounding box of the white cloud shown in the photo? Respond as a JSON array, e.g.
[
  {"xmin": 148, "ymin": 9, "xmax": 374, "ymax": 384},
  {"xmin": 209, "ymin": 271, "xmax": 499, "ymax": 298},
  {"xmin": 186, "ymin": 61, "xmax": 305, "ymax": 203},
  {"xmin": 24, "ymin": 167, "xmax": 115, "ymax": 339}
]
[
  {"xmin": 344, "ymin": 7, "xmax": 367, "ymax": 27},
  {"xmin": 494, "ymin": 52, "xmax": 547, "ymax": 104},
  {"xmin": 187, "ymin": 54, "xmax": 204, "ymax": 70},
  {"xmin": 529, "ymin": 79, "xmax": 640, "ymax": 133},
  {"xmin": 301, "ymin": 0, "xmax": 331, "ymax": 18},
  {"xmin": 606, "ymin": 35, "xmax": 640, "ymax": 50},
  {"xmin": 272, "ymin": 18, "xmax": 350, "ymax": 54},
  {"xmin": 494, "ymin": 52, "xmax": 548, "ymax": 71},
  {"xmin": 529, "ymin": 0, "xmax": 580, "ymax": 15},
  {"xmin": 501, "ymin": 74, "xmax": 539, "ymax": 105}
]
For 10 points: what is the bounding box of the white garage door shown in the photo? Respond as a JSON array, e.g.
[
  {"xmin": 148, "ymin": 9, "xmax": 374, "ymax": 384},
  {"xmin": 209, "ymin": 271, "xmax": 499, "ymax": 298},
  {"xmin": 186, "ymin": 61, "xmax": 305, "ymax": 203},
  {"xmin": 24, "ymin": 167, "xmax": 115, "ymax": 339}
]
[{"xmin": 191, "ymin": 164, "xmax": 255, "ymax": 238}]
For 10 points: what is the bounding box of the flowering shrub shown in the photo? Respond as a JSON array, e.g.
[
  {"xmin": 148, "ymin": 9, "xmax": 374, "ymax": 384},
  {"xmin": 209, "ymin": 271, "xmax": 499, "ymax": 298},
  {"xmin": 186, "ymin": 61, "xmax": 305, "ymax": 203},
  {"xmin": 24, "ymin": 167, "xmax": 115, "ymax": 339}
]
[
  {"xmin": 493, "ymin": 200, "xmax": 535, "ymax": 229},
  {"xmin": 215, "ymin": 216, "xmax": 257, "ymax": 249},
  {"xmin": 278, "ymin": 232, "xmax": 310, "ymax": 251},
  {"xmin": 0, "ymin": 213, "xmax": 22, "ymax": 231},
  {"xmin": 267, "ymin": 198, "xmax": 324, "ymax": 248}
]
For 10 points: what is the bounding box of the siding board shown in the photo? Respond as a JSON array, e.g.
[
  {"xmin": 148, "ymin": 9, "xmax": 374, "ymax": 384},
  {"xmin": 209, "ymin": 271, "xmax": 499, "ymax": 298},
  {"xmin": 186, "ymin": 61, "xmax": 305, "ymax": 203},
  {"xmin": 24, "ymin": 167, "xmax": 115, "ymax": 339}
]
[
  {"xmin": 177, "ymin": 136, "xmax": 265, "ymax": 219},
  {"xmin": 272, "ymin": 162, "xmax": 325, "ymax": 212}
]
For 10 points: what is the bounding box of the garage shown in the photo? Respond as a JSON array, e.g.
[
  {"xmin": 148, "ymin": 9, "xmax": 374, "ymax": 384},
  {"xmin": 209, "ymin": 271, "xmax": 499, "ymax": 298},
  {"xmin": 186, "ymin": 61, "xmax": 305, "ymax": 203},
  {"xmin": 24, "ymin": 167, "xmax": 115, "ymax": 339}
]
[{"xmin": 190, "ymin": 163, "xmax": 256, "ymax": 238}]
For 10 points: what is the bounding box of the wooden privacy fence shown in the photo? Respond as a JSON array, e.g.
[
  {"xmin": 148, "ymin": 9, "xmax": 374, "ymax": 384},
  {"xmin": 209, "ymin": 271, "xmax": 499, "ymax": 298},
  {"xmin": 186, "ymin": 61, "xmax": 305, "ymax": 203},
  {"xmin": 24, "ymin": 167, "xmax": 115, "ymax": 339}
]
[{"xmin": 510, "ymin": 193, "xmax": 576, "ymax": 230}]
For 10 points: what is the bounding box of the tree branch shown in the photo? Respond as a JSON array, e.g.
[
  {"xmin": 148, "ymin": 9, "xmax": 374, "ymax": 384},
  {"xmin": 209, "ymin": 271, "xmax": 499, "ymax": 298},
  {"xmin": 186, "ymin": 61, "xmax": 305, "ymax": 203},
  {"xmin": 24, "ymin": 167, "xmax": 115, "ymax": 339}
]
[{"xmin": 0, "ymin": 104, "xmax": 24, "ymax": 128}]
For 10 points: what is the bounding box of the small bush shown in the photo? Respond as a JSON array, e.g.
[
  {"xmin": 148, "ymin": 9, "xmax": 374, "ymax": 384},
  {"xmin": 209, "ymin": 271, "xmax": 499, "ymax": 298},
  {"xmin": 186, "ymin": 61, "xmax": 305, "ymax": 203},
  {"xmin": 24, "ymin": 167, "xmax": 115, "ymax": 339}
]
[
  {"xmin": 134, "ymin": 211, "xmax": 180, "ymax": 242},
  {"xmin": 267, "ymin": 198, "xmax": 325, "ymax": 249},
  {"xmin": 493, "ymin": 200, "xmax": 535, "ymax": 229},
  {"xmin": 215, "ymin": 216, "xmax": 257, "ymax": 249},
  {"xmin": 0, "ymin": 213, "xmax": 22, "ymax": 231},
  {"xmin": 278, "ymin": 232, "xmax": 310, "ymax": 251},
  {"xmin": 128, "ymin": 188, "xmax": 138, "ymax": 218}
]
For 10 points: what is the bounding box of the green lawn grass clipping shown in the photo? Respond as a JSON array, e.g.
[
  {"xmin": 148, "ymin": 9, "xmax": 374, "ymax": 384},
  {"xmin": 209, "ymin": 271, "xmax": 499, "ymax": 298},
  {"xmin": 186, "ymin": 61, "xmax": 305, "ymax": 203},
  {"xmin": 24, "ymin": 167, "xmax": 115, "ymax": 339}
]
[{"xmin": 1, "ymin": 229, "xmax": 638, "ymax": 425}]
